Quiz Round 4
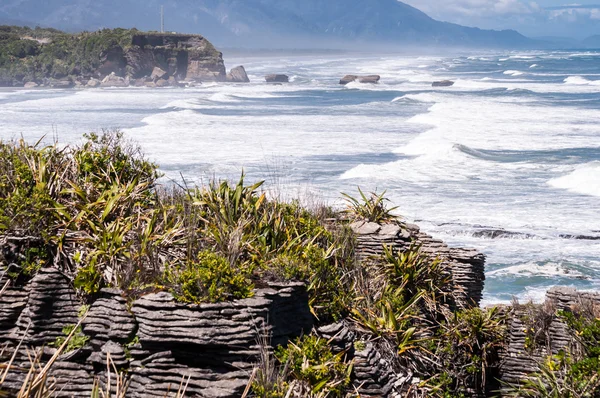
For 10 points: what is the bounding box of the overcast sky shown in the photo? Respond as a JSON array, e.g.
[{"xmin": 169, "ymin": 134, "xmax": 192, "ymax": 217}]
[{"xmin": 402, "ymin": 0, "xmax": 600, "ymax": 38}]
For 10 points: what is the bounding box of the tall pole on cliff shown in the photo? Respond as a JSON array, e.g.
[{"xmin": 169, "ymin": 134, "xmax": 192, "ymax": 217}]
[{"xmin": 160, "ymin": 5, "xmax": 164, "ymax": 33}]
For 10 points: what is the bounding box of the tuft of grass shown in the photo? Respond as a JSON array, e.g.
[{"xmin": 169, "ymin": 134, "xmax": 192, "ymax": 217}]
[
  {"xmin": 341, "ymin": 187, "xmax": 399, "ymax": 223},
  {"xmin": 51, "ymin": 325, "xmax": 90, "ymax": 354}
]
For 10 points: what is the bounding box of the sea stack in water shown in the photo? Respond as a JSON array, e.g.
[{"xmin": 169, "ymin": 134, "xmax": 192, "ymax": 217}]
[
  {"xmin": 265, "ymin": 74, "xmax": 289, "ymax": 83},
  {"xmin": 227, "ymin": 66, "xmax": 250, "ymax": 83},
  {"xmin": 339, "ymin": 75, "xmax": 380, "ymax": 85},
  {"xmin": 432, "ymin": 80, "xmax": 455, "ymax": 87}
]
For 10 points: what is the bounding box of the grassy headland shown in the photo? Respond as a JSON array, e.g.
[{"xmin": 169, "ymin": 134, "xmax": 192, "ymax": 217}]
[{"xmin": 0, "ymin": 26, "xmax": 226, "ymax": 86}]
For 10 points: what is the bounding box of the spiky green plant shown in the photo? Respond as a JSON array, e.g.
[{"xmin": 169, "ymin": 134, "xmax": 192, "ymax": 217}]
[{"xmin": 341, "ymin": 187, "xmax": 399, "ymax": 223}]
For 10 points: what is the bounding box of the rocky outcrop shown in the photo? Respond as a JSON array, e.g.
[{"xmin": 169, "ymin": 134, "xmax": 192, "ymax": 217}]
[
  {"xmin": 499, "ymin": 287, "xmax": 600, "ymax": 392},
  {"xmin": 122, "ymin": 34, "xmax": 226, "ymax": 84},
  {"xmin": 265, "ymin": 74, "xmax": 289, "ymax": 83},
  {"xmin": 350, "ymin": 220, "xmax": 485, "ymax": 308},
  {"xmin": 432, "ymin": 80, "xmax": 454, "ymax": 87},
  {"xmin": 0, "ymin": 268, "xmax": 312, "ymax": 397},
  {"xmin": 227, "ymin": 65, "xmax": 250, "ymax": 83},
  {"xmin": 340, "ymin": 75, "xmax": 381, "ymax": 85}
]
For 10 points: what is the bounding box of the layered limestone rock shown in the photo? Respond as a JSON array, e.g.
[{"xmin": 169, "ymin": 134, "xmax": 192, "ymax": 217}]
[
  {"xmin": 13, "ymin": 269, "xmax": 80, "ymax": 345},
  {"xmin": 353, "ymin": 343, "xmax": 398, "ymax": 397},
  {"xmin": 350, "ymin": 220, "xmax": 485, "ymax": 308},
  {"xmin": 0, "ymin": 268, "xmax": 312, "ymax": 397}
]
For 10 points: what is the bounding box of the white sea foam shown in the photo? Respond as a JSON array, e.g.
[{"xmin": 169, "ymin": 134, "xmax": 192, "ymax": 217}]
[
  {"xmin": 487, "ymin": 262, "xmax": 586, "ymax": 279},
  {"xmin": 548, "ymin": 162, "xmax": 600, "ymax": 197},
  {"xmin": 508, "ymin": 55, "xmax": 537, "ymax": 60},
  {"xmin": 392, "ymin": 93, "xmax": 441, "ymax": 103},
  {"xmin": 503, "ymin": 70, "xmax": 524, "ymax": 76},
  {"xmin": 530, "ymin": 64, "xmax": 539, "ymax": 68},
  {"xmin": 208, "ymin": 93, "xmax": 241, "ymax": 102},
  {"xmin": 161, "ymin": 99, "xmax": 204, "ymax": 110},
  {"xmin": 564, "ymin": 76, "xmax": 600, "ymax": 86}
]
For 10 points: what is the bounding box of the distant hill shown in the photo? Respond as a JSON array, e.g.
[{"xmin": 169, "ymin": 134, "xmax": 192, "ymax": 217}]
[
  {"xmin": 582, "ymin": 35, "xmax": 600, "ymax": 49},
  {"xmin": 0, "ymin": 0, "xmax": 536, "ymax": 49}
]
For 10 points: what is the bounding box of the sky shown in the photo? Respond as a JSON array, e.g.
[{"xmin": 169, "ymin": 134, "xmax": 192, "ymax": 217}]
[{"xmin": 402, "ymin": 0, "xmax": 600, "ymax": 38}]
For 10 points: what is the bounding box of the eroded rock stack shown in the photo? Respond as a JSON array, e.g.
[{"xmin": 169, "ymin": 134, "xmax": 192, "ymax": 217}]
[
  {"xmin": 353, "ymin": 343, "xmax": 398, "ymax": 397},
  {"xmin": 350, "ymin": 220, "xmax": 486, "ymax": 308}
]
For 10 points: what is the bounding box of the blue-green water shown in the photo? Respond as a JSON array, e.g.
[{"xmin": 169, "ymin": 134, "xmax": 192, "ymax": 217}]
[{"xmin": 0, "ymin": 50, "xmax": 599, "ymax": 304}]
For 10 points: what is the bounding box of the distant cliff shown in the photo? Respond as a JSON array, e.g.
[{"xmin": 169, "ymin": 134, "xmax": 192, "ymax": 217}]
[{"xmin": 0, "ymin": 26, "xmax": 226, "ymax": 87}]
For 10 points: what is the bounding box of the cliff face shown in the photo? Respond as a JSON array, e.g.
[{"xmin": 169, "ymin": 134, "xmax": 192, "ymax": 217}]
[
  {"xmin": 0, "ymin": 27, "xmax": 226, "ymax": 87},
  {"xmin": 124, "ymin": 33, "xmax": 226, "ymax": 82}
]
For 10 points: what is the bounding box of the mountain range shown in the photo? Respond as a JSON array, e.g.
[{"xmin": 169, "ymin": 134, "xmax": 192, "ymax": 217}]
[{"xmin": 0, "ymin": 0, "xmax": 582, "ymax": 49}]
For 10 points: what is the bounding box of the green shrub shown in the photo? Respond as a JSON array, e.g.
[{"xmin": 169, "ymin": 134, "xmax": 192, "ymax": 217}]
[
  {"xmin": 167, "ymin": 251, "xmax": 254, "ymax": 304},
  {"xmin": 74, "ymin": 263, "xmax": 105, "ymax": 295},
  {"xmin": 427, "ymin": 307, "xmax": 506, "ymax": 396},
  {"xmin": 274, "ymin": 335, "xmax": 352, "ymax": 397},
  {"xmin": 381, "ymin": 244, "xmax": 451, "ymax": 312},
  {"xmin": 52, "ymin": 325, "xmax": 89, "ymax": 353},
  {"xmin": 0, "ymin": 140, "xmax": 62, "ymax": 236}
]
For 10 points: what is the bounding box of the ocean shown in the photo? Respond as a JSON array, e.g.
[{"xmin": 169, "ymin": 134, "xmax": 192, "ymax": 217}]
[{"xmin": 0, "ymin": 50, "xmax": 598, "ymax": 305}]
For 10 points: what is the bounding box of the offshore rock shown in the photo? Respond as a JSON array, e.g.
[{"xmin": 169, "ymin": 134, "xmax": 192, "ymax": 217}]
[
  {"xmin": 265, "ymin": 74, "xmax": 289, "ymax": 83},
  {"xmin": 227, "ymin": 65, "xmax": 250, "ymax": 82},
  {"xmin": 432, "ymin": 80, "xmax": 455, "ymax": 87},
  {"xmin": 340, "ymin": 75, "xmax": 381, "ymax": 85}
]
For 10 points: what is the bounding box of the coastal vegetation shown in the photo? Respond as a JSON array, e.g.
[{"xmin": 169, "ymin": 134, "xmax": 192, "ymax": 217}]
[
  {"xmin": 0, "ymin": 132, "xmax": 599, "ymax": 397},
  {"xmin": 0, "ymin": 26, "xmax": 138, "ymax": 85}
]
